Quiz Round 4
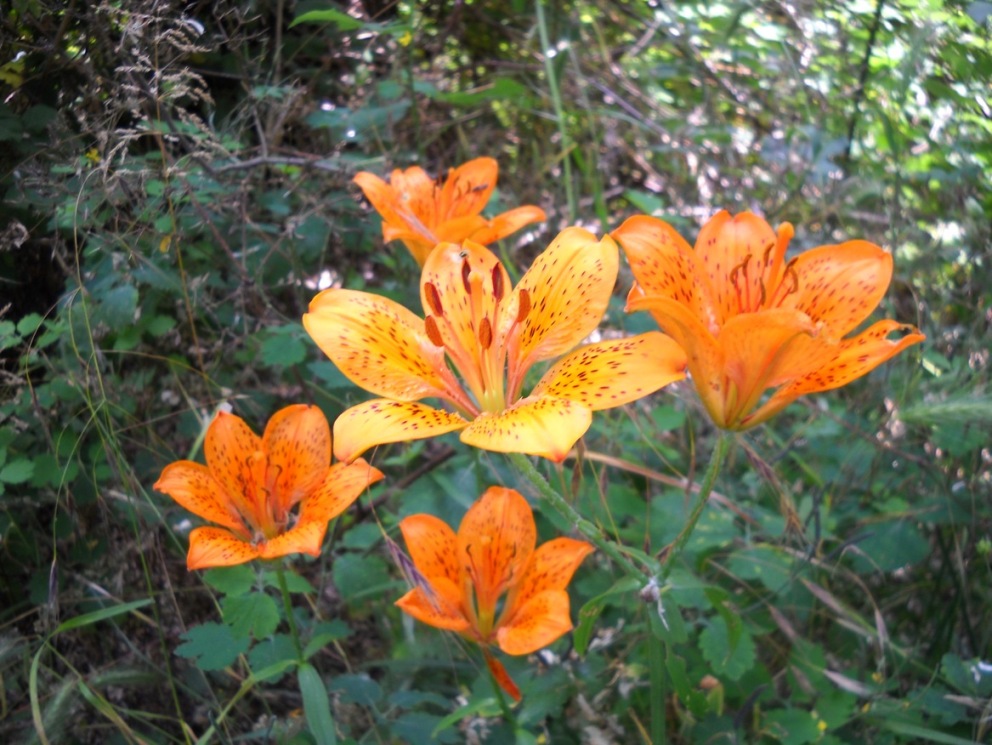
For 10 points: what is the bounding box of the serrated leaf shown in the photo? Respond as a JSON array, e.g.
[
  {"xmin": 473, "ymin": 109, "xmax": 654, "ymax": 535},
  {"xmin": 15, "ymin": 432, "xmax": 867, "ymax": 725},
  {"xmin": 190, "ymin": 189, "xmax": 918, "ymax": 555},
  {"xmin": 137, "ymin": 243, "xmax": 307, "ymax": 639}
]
[
  {"xmin": 698, "ymin": 616, "xmax": 756, "ymax": 681},
  {"xmin": 203, "ymin": 564, "xmax": 256, "ymax": 597},
  {"xmin": 333, "ymin": 553, "xmax": 392, "ymax": 600},
  {"xmin": 331, "ymin": 673, "xmax": 382, "ymax": 706},
  {"xmin": 248, "ymin": 634, "xmax": 299, "ymax": 681},
  {"xmin": 94, "ymin": 284, "xmax": 139, "ymax": 328},
  {"xmin": 260, "ymin": 325, "xmax": 308, "ymax": 368},
  {"xmin": 175, "ymin": 623, "xmax": 249, "ymax": 671},
  {"xmin": 222, "ymin": 592, "xmax": 280, "ymax": 639},
  {"xmin": 263, "ymin": 568, "xmax": 314, "ymax": 594},
  {"xmin": 299, "ymin": 663, "xmax": 337, "ymax": 745}
]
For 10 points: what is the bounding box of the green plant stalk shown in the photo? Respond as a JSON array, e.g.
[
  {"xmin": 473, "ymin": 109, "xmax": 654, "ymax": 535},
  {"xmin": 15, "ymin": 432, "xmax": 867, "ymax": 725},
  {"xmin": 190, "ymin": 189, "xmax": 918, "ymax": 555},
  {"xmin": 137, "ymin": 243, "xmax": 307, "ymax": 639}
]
[
  {"xmin": 661, "ymin": 432, "xmax": 733, "ymax": 579},
  {"xmin": 649, "ymin": 636, "xmax": 666, "ymax": 744},
  {"xmin": 535, "ymin": 0, "xmax": 577, "ymax": 220},
  {"xmin": 276, "ymin": 565, "xmax": 304, "ymax": 661},
  {"xmin": 508, "ymin": 452, "xmax": 651, "ymax": 581}
]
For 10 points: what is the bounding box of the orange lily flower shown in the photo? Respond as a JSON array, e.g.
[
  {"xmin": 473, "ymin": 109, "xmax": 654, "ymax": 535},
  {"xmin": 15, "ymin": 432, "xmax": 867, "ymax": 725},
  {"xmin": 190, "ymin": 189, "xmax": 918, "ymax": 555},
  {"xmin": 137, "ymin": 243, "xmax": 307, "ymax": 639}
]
[
  {"xmin": 154, "ymin": 405, "xmax": 383, "ymax": 570},
  {"xmin": 353, "ymin": 157, "xmax": 547, "ymax": 266},
  {"xmin": 395, "ymin": 486, "xmax": 593, "ymax": 700},
  {"xmin": 303, "ymin": 229, "xmax": 688, "ymax": 462},
  {"xmin": 612, "ymin": 211, "xmax": 925, "ymax": 430}
]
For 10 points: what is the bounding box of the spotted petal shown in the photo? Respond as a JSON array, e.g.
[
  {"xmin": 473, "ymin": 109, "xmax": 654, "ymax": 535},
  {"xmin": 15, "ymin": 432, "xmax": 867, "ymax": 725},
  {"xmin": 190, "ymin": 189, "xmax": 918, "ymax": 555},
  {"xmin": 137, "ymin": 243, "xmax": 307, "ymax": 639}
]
[
  {"xmin": 438, "ymin": 157, "xmax": 498, "ymax": 219},
  {"xmin": 613, "ymin": 214, "xmax": 717, "ymax": 331},
  {"xmin": 457, "ymin": 487, "xmax": 536, "ymax": 616},
  {"xmin": 787, "ymin": 241, "xmax": 893, "ymax": 336},
  {"xmin": 262, "ymin": 404, "xmax": 331, "ymax": 519},
  {"xmin": 304, "ymin": 289, "xmax": 457, "ymax": 402},
  {"xmin": 154, "ymin": 461, "xmax": 247, "ymax": 536},
  {"xmin": 745, "ymin": 320, "xmax": 925, "ymax": 428},
  {"xmin": 695, "ymin": 211, "xmax": 778, "ymax": 325},
  {"xmin": 203, "ymin": 411, "xmax": 263, "ymax": 528},
  {"xmin": 510, "ymin": 228, "xmax": 619, "ymax": 373},
  {"xmin": 302, "ymin": 459, "xmax": 384, "ymax": 525},
  {"xmin": 459, "ymin": 396, "xmax": 593, "ymax": 462},
  {"xmin": 332, "ymin": 400, "xmax": 469, "ymax": 463},
  {"xmin": 496, "ymin": 589, "xmax": 573, "ymax": 656},
  {"xmin": 531, "ymin": 332, "xmax": 687, "ymax": 411},
  {"xmin": 395, "ymin": 579, "xmax": 470, "ymax": 631},
  {"xmin": 186, "ymin": 526, "xmax": 261, "ymax": 570},
  {"xmin": 400, "ymin": 514, "xmax": 462, "ymax": 586},
  {"xmin": 505, "ymin": 537, "xmax": 593, "ymax": 615},
  {"xmin": 354, "ymin": 170, "xmax": 434, "ymax": 247}
]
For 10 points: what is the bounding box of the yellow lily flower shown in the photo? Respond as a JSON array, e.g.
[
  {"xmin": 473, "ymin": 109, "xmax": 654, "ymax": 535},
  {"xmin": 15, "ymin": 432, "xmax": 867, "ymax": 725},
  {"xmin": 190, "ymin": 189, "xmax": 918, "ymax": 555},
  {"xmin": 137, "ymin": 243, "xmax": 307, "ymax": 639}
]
[
  {"xmin": 612, "ymin": 211, "xmax": 926, "ymax": 430},
  {"xmin": 303, "ymin": 229, "xmax": 687, "ymax": 462},
  {"xmin": 154, "ymin": 405, "xmax": 383, "ymax": 569},
  {"xmin": 395, "ymin": 485, "xmax": 594, "ymax": 700},
  {"xmin": 353, "ymin": 157, "xmax": 547, "ymax": 266}
]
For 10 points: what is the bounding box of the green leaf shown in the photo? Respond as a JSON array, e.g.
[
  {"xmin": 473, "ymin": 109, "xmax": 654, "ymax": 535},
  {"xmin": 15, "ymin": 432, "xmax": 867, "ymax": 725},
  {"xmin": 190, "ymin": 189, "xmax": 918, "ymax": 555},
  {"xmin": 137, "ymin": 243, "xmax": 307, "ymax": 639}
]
[
  {"xmin": 17, "ymin": 313, "xmax": 44, "ymax": 337},
  {"xmin": 433, "ymin": 696, "xmax": 502, "ymax": 737},
  {"xmin": 430, "ymin": 77, "xmax": 530, "ymax": 107},
  {"xmin": 260, "ymin": 325, "xmax": 308, "ymax": 368},
  {"xmin": 222, "ymin": 592, "xmax": 280, "ymax": 639},
  {"xmin": 330, "ymin": 673, "xmax": 382, "ymax": 706},
  {"xmin": 263, "ymin": 568, "xmax": 314, "ymax": 594},
  {"xmin": 175, "ymin": 623, "xmax": 249, "ymax": 671},
  {"xmin": 248, "ymin": 634, "xmax": 299, "ymax": 681},
  {"xmin": 0, "ymin": 458, "xmax": 34, "ymax": 485},
  {"xmin": 299, "ymin": 663, "xmax": 338, "ymax": 745},
  {"xmin": 304, "ymin": 620, "xmax": 352, "ymax": 660},
  {"xmin": 848, "ymin": 521, "xmax": 930, "ymax": 573},
  {"xmin": 573, "ymin": 575, "xmax": 641, "ymax": 655},
  {"xmin": 698, "ymin": 615, "xmax": 756, "ymax": 681},
  {"xmin": 53, "ymin": 599, "xmax": 153, "ymax": 634},
  {"xmin": 94, "ymin": 284, "xmax": 139, "ymax": 328},
  {"xmin": 203, "ymin": 565, "xmax": 256, "ymax": 597},
  {"xmin": 763, "ymin": 708, "xmax": 822, "ymax": 744},
  {"xmin": 333, "ymin": 553, "xmax": 392, "ymax": 600},
  {"xmin": 291, "ymin": 8, "xmax": 364, "ymax": 30}
]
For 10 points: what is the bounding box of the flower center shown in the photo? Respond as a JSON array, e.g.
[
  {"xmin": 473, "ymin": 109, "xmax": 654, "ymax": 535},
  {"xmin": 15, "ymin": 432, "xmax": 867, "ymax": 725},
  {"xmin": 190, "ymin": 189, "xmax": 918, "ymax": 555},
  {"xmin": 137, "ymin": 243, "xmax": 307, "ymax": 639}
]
[
  {"xmin": 422, "ymin": 256, "xmax": 532, "ymax": 416},
  {"xmin": 728, "ymin": 223, "xmax": 800, "ymax": 314}
]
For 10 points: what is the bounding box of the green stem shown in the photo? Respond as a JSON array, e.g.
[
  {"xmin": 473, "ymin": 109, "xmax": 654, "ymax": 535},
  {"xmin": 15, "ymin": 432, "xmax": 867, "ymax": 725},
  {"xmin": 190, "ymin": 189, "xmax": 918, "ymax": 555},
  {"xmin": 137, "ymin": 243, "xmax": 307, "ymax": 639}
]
[
  {"xmin": 661, "ymin": 432, "xmax": 733, "ymax": 579},
  {"xmin": 649, "ymin": 635, "xmax": 666, "ymax": 744},
  {"xmin": 276, "ymin": 565, "xmax": 304, "ymax": 661},
  {"xmin": 508, "ymin": 452, "xmax": 651, "ymax": 581}
]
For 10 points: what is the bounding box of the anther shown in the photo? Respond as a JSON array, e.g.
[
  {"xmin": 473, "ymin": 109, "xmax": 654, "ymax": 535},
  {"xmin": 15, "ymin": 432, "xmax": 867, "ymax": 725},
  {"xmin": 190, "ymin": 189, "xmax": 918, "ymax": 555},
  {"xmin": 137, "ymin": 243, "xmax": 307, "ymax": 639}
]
[
  {"xmin": 478, "ymin": 317, "xmax": 493, "ymax": 350},
  {"xmin": 424, "ymin": 281, "xmax": 444, "ymax": 316},
  {"xmin": 424, "ymin": 315, "xmax": 445, "ymax": 347},
  {"xmin": 517, "ymin": 288, "xmax": 531, "ymax": 323},
  {"xmin": 461, "ymin": 259, "xmax": 473, "ymax": 295},
  {"xmin": 491, "ymin": 265, "xmax": 504, "ymax": 301}
]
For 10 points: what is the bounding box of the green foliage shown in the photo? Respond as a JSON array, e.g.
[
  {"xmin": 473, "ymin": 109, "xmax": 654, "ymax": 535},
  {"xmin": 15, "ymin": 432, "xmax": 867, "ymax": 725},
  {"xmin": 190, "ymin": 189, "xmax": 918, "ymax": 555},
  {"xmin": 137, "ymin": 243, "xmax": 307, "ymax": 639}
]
[{"xmin": 0, "ymin": 0, "xmax": 989, "ymax": 742}]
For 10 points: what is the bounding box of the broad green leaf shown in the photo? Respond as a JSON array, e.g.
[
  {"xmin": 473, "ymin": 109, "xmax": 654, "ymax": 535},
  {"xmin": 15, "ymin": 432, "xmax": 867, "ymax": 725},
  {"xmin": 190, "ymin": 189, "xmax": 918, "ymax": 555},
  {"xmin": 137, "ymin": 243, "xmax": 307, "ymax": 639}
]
[
  {"xmin": 203, "ymin": 565, "xmax": 256, "ymax": 597},
  {"xmin": 698, "ymin": 616, "xmax": 756, "ymax": 681},
  {"xmin": 222, "ymin": 592, "xmax": 280, "ymax": 639},
  {"xmin": 0, "ymin": 458, "xmax": 34, "ymax": 485},
  {"xmin": 299, "ymin": 663, "xmax": 337, "ymax": 745},
  {"xmin": 573, "ymin": 575, "xmax": 641, "ymax": 655},
  {"xmin": 175, "ymin": 623, "xmax": 249, "ymax": 671},
  {"xmin": 304, "ymin": 619, "xmax": 352, "ymax": 660}
]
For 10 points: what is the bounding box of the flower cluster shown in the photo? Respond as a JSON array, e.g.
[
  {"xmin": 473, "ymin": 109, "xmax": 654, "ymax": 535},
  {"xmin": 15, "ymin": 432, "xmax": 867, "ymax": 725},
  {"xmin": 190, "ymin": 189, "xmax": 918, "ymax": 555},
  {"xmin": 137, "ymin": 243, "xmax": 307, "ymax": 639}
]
[{"xmin": 154, "ymin": 157, "xmax": 923, "ymax": 702}]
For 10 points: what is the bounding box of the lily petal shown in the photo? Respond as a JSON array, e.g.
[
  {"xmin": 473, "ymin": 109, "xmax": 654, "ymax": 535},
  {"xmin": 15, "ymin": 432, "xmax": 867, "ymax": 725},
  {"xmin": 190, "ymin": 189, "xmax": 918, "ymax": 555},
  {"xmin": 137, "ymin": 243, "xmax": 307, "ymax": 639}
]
[
  {"xmin": 484, "ymin": 651, "xmax": 522, "ymax": 702},
  {"xmin": 395, "ymin": 579, "xmax": 471, "ymax": 631},
  {"xmin": 506, "ymin": 537, "xmax": 593, "ymax": 614},
  {"xmin": 258, "ymin": 520, "xmax": 328, "ymax": 559},
  {"xmin": 262, "ymin": 404, "xmax": 331, "ymax": 519},
  {"xmin": 745, "ymin": 320, "xmax": 925, "ymax": 428},
  {"xmin": 385, "ymin": 166, "xmax": 439, "ymax": 237},
  {"xmin": 510, "ymin": 228, "xmax": 619, "ymax": 371},
  {"xmin": 457, "ymin": 487, "xmax": 536, "ymax": 616},
  {"xmin": 788, "ymin": 241, "xmax": 893, "ymax": 336},
  {"xmin": 301, "ymin": 459, "xmax": 384, "ymax": 525},
  {"xmin": 304, "ymin": 289, "xmax": 454, "ymax": 401},
  {"xmin": 332, "ymin": 400, "xmax": 469, "ymax": 463},
  {"xmin": 613, "ymin": 214, "xmax": 717, "ymax": 330},
  {"xmin": 717, "ymin": 309, "xmax": 817, "ymax": 427},
  {"xmin": 154, "ymin": 461, "xmax": 247, "ymax": 535},
  {"xmin": 531, "ymin": 332, "xmax": 687, "ymax": 411},
  {"xmin": 204, "ymin": 411, "xmax": 263, "ymax": 528},
  {"xmin": 459, "ymin": 396, "xmax": 593, "ymax": 462},
  {"xmin": 354, "ymin": 171, "xmax": 434, "ymax": 244},
  {"xmin": 186, "ymin": 526, "xmax": 260, "ymax": 570},
  {"xmin": 467, "ymin": 205, "xmax": 547, "ymax": 245},
  {"xmin": 696, "ymin": 211, "xmax": 778, "ymax": 324},
  {"xmin": 399, "ymin": 513, "xmax": 462, "ymax": 586},
  {"xmin": 438, "ymin": 157, "xmax": 497, "ymax": 219},
  {"xmin": 626, "ymin": 291, "xmax": 727, "ymax": 426},
  {"xmin": 496, "ymin": 589, "xmax": 573, "ymax": 656}
]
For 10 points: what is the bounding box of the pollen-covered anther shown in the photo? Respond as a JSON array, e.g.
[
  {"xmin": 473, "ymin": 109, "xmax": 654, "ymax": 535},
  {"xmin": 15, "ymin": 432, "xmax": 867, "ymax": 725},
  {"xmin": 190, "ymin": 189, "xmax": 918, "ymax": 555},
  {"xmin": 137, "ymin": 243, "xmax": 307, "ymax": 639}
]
[
  {"xmin": 461, "ymin": 259, "xmax": 473, "ymax": 294},
  {"xmin": 425, "ymin": 281, "xmax": 444, "ymax": 316},
  {"xmin": 424, "ymin": 315, "xmax": 445, "ymax": 347}
]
